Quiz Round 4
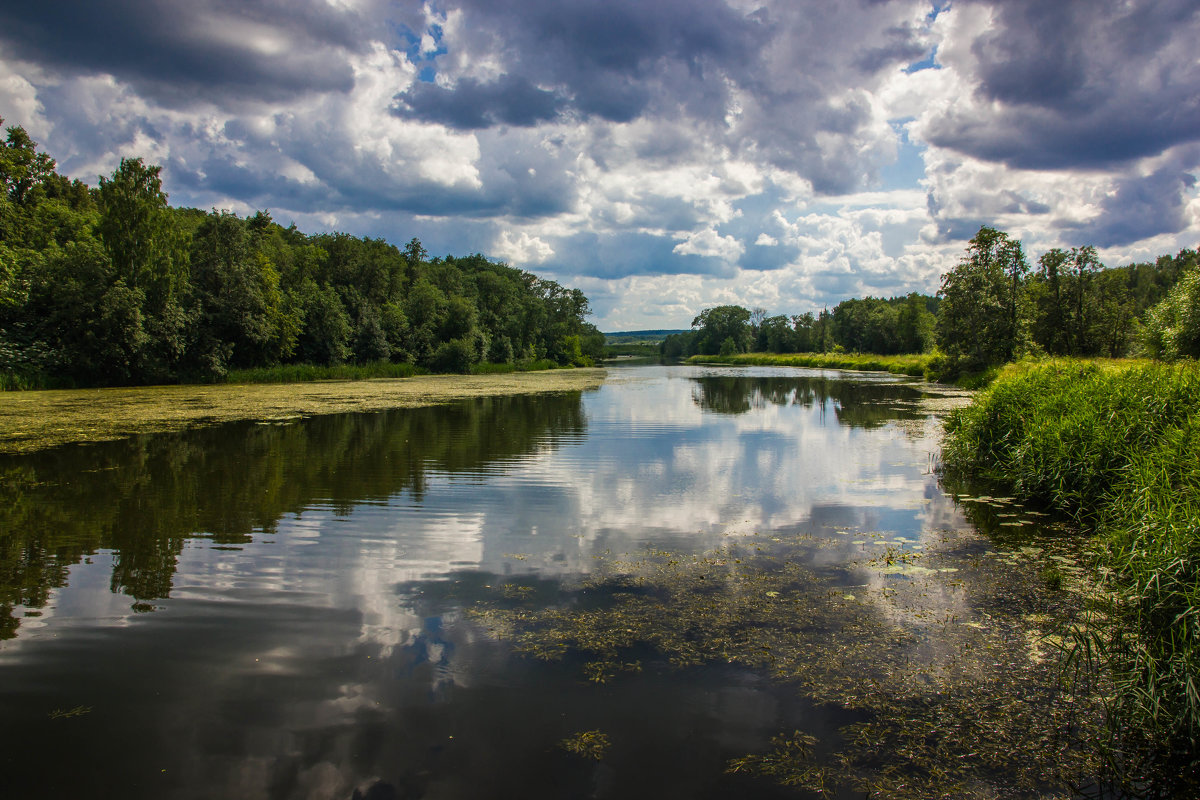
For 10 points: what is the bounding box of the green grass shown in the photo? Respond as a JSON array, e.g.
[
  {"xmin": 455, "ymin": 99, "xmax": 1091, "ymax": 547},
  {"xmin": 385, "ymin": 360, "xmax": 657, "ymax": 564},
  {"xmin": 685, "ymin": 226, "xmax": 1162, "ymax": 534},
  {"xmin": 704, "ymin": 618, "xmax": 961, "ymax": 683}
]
[
  {"xmin": 5, "ymin": 357, "xmax": 575, "ymax": 390},
  {"xmin": 0, "ymin": 372, "xmax": 61, "ymax": 391},
  {"xmin": 688, "ymin": 351, "xmax": 935, "ymax": 377},
  {"xmin": 942, "ymin": 358, "xmax": 1200, "ymax": 794},
  {"xmin": 469, "ymin": 358, "xmax": 560, "ymax": 374},
  {"xmin": 223, "ymin": 361, "xmax": 424, "ymax": 384}
]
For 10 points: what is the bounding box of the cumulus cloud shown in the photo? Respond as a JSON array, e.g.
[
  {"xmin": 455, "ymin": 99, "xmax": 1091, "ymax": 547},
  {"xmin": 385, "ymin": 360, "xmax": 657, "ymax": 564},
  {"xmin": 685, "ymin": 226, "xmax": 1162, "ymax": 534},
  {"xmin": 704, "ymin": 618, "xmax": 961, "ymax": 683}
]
[
  {"xmin": 918, "ymin": 0, "xmax": 1200, "ymax": 169},
  {"xmin": 1, "ymin": 0, "xmax": 1198, "ymax": 329}
]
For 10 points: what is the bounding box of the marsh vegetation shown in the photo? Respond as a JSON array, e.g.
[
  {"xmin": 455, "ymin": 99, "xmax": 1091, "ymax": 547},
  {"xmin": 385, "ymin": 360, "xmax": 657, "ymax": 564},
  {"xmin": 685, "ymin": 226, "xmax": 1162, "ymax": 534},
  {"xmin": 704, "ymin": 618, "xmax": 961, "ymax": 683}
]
[{"xmin": 943, "ymin": 359, "xmax": 1200, "ymax": 796}]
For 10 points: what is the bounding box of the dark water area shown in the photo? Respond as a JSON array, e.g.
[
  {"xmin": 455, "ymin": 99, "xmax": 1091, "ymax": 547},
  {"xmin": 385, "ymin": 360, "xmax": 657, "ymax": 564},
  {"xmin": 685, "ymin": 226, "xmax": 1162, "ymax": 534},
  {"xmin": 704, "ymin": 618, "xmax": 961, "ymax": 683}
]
[{"xmin": 0, "ymin": 366, "xmax": 1083, "ymax": 799}]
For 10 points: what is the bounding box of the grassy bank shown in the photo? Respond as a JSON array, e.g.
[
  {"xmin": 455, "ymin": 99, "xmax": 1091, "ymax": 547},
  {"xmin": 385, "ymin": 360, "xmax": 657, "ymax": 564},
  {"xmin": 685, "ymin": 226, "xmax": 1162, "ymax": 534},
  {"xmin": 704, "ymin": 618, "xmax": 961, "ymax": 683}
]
[
  {"xmin": 688, "ymin": 351, "xmax": 935, "ymax": 377},
  {"xmin": 942, "ymin": 359, "xmax": 1200, "ymax": 793},
  {"xmin": 224, "ymin": 361, "xmax": 424, "ymax": 384},
  {"xmin": 4, "ymin": 358, "xmax": 573, "ymax": 391},
  {"xmin": 0, "ymin": 368, "xmax": 606, "ymax": 454}
]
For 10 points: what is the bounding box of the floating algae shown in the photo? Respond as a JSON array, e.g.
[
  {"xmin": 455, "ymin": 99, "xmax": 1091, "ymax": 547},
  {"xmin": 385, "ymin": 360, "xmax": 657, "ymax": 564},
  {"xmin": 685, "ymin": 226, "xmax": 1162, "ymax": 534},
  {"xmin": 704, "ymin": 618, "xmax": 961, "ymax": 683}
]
[
  {"xmin": 560, "ymin": 730, "xmax": 612, "ymax": 761},
  {"xmin": 468, "ymin": 530, "xmax": 1106, "ymax": 799},
  {"xmin": 0, "ymin": 369, "xmax": 606, "ymax": 454}
]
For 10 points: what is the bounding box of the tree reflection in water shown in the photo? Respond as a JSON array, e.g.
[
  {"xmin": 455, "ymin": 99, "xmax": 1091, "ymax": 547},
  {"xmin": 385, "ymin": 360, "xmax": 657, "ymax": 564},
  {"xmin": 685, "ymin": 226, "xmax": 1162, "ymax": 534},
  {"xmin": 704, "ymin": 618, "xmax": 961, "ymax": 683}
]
[
  {"xmin": 0, "ymin": 392, "xmax": 588, "ymax": 638},
  {"xmin": 689, "ymin": 373, "xmax": 928, "ymax": 427}
]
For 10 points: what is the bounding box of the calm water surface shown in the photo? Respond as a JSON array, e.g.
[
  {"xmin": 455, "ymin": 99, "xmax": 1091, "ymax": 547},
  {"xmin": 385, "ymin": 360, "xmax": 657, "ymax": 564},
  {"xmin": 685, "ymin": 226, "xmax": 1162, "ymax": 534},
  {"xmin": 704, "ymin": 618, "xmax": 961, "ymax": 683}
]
[{"xmin": 0, "ymin": 366, "xmax": 1042, "ymax": 798}]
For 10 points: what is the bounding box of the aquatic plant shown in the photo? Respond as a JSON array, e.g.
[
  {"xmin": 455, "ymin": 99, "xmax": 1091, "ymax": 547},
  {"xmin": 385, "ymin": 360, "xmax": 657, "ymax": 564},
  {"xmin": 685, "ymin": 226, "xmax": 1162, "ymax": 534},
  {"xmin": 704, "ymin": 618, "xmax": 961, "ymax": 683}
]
[
  {"xmin": 560, "ymin": 730, "xmax": 611, "ymax": 761},
  {"xmin": 471, "ymin": 529, "xmax": 1104, "ymax": 798},
  {"xmin": 943, "ymin": 358, "xmax": 1200, "ymax": 795}
]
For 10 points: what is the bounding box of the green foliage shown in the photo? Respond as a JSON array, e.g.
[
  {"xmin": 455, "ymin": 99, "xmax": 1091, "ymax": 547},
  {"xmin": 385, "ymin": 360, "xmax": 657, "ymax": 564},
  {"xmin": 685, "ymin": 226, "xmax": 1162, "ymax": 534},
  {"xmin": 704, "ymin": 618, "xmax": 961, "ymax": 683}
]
[
  {"xmin": 936, "ymin": 226, "xmax": 1029, "ymax": 373},
  {"xmin": 0, "ymin": 128, "xmax": 600, "ymax": 387},
  {"xmin": 692, "ymin": 305, "xmax": 752, "ymax": 355},
  {"xmin": 97, "ymin": 158, "xmax": 187, "ymax": 307},
  {"xmin": 1143, "ymin": 267, "xmax": 1200, "ymax": 360},
  {"xmin": 223, "ymin": 360, "xmax": 420, "ymax": 384},
  {"xmin": 942, "ymin": 359, "xmax": 1200, "ymax": 792},
  {"xmin": 689, "ymin": 351, "xmax": 933, "ymax": 377},
  {"xmin": 430, "ymin": 336, "xmax": 477, "ymax": 373}
]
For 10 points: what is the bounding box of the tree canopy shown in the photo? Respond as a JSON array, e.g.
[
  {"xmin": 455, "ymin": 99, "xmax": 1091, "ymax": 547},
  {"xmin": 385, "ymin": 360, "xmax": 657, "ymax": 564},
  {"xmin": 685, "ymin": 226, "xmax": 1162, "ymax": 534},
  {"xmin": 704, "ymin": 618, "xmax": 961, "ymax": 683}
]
[
  {"xmin": 0, "ymin": 121, "xmax": 603, "ymax": 387},
  {"xmin": 661, "ymin": 224, "xmax": 1195, "ymax": 377}
]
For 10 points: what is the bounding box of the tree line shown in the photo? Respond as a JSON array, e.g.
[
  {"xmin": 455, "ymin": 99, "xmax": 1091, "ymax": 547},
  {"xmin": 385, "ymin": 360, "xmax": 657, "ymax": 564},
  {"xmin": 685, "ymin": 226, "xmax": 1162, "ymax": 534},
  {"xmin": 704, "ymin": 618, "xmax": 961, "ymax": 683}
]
[
  {"xmin": 665, "ymin": 226, "xmax": 1197, "ymax": 378},
  {"xmin": 0, "ymin": 119, "xmax": 603, "ymax": 387},
  {"xmin": 661, "ymin": 294, "xmax": 937, "ymax": 360}
]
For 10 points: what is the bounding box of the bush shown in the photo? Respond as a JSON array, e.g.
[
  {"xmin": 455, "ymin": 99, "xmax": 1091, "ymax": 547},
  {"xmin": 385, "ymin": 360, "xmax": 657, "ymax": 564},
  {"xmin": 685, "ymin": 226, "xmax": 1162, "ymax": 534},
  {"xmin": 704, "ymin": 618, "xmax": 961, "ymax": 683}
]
[{"xmin": 429, "ymin": 337, "xmax": 476, "ymax": 373}]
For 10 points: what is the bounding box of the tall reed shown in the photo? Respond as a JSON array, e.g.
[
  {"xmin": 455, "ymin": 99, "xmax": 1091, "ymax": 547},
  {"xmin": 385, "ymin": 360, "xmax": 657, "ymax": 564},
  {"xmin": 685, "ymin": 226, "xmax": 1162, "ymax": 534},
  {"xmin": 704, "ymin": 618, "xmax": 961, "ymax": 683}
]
[
  {"xmin": 688, "ymin": 352, "xmax": 933, "ymax": 377},
  {"xmin": 942, "ymin": 359, "xmax": 1200, "ymax": 793}
]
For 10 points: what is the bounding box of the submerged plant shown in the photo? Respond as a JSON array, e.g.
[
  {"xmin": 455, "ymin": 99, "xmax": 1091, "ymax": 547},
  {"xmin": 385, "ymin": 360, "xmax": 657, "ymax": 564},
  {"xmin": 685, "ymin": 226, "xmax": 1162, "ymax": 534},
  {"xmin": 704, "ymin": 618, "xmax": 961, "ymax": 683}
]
[{"xmin": 471, "ymin": 529, "xmax": 1105, "ymax": 799}]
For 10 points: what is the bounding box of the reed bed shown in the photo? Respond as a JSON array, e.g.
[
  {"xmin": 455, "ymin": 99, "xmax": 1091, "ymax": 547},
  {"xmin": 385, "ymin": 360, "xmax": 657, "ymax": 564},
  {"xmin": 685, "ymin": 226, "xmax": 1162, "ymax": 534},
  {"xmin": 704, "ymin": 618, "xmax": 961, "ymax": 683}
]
[
  {"xmin": 942, "ymin": 358, "xmax": 1200, "ymax": 794},
  {"xmin": 688, "ymin": 351, "xmax": 934, "ymax": 377}
]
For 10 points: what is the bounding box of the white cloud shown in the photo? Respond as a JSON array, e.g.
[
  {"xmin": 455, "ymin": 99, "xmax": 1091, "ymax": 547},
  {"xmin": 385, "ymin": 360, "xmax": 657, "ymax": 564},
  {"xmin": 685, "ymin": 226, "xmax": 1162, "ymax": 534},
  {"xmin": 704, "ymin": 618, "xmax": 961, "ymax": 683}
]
[
  {"xmin": 493, "ymin": 230, "xmax": 554, "ymax": 263},
  {"xmin": 673, "ymin": 228, "xmax": 745, "ymax": 261}
]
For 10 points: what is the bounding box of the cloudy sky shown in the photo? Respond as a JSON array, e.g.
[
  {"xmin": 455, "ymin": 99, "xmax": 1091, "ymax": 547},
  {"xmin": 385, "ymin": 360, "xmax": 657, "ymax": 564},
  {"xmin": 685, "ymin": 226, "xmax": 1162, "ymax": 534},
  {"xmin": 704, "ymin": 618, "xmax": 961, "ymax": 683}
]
[{"xmin": 2, "ymin": 0, "xmax": 1198, "ymax": 330}]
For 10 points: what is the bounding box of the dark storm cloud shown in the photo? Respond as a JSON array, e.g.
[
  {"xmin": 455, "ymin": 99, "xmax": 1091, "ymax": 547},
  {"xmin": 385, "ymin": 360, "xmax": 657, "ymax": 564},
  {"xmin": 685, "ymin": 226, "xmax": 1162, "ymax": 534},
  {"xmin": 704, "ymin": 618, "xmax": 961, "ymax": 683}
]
[
  {"xmin": 1073, "ymin": 156, "xmax": 1198, "ymax": 248},
  {"xmin": 0, "ymin": 0, "xmax": 365, "ymax": 105},
  {"xmin": 393, "ymin": 75, "xmax": 562, "ymax": 129},
  {"xmin": 926, "ymin": 0, "xmax": 1200, "ymax": 169},
  {"xmin": 415, "ymin": 0, "xmax": 768, "ymax": 125}
]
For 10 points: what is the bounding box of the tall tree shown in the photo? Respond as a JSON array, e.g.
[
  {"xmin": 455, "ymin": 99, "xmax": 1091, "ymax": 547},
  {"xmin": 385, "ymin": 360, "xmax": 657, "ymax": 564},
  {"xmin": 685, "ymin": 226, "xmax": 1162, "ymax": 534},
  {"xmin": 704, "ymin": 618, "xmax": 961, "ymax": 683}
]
[
  {"xmin": 936, "ymin": 226, "xmax": 1030, "ymax": 370},
  {"xmin": 97, "ymin": 158, "xmax": 186, "ymax": 302},
  {"xmin": 1067, "ymin": 245, "xmax": 1101, "ymax": 355},
  {"xmin": 692, "ymin": 305, "xmax": 752, "ymax": 355},
  {"xmin": 1032, "ymin": 248, "xmax": 1069, "ymax": 355}
]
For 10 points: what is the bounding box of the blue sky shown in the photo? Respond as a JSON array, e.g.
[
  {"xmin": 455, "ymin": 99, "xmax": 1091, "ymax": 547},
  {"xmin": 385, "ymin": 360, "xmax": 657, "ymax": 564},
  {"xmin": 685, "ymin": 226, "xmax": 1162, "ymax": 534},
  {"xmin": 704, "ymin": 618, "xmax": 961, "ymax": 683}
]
[{"xmin": 1, "ymin": 0, "xmax": 1197, "ymax": 330}]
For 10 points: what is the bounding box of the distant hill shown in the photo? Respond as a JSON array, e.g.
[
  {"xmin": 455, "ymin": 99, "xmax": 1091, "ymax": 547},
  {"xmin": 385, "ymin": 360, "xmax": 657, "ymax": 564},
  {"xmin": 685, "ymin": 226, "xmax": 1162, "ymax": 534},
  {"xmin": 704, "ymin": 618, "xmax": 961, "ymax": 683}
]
[{"xmin": 604, "ymin": 329, "xmax": 689, "ymax": 345}]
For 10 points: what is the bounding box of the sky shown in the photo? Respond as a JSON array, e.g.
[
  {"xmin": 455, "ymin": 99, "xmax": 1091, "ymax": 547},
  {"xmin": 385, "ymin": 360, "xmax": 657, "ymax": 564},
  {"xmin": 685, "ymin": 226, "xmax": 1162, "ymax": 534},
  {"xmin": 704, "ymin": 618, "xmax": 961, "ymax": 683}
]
[{"xmin": 2, "ymin": 0, "xmax": 1198, "ymax": 331}]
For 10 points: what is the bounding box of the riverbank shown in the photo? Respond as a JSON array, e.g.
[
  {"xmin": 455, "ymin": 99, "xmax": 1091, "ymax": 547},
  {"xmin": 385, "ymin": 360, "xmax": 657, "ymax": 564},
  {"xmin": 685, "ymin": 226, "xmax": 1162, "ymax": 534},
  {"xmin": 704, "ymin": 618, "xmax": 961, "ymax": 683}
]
[
  {"xmin": 0, "ymin": 368, "xmax": 606, "ymax": 454},
  {"xmin": 688, "ymin": 351, "xmax": 933, "ymax": 377},
  {"xmin": 941, "ymin": 358, "xmax": 1200, "ymax": 794}
]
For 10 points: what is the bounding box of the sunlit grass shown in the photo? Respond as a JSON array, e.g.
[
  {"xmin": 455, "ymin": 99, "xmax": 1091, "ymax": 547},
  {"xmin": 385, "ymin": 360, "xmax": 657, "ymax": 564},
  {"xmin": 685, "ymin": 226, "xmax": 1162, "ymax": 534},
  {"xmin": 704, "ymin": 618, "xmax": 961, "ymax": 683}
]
[
  {"xmin": 469, "ymin": 358, "xmax": 561, "ymax": 374},
  {"xmin": 688, "ymin": 351, "xmax": 935, "ymax": 377},
  {"xmin": 942, "ymin": 357, "xmax": 1200, "ymax": 794}
]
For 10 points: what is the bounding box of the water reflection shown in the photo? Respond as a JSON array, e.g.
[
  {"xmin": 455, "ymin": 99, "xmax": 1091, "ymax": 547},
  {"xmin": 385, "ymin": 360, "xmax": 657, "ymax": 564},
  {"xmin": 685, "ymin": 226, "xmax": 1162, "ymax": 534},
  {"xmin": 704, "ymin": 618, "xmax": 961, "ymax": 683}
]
[
  {"xmin": 0, "ymin": 366, "xmax": 1067, "ymax": 799},
  {"xmin": 689, "ymin": 371, "xmax": 927, "ymax": 428},
  {"xmin": 0, "ymin": 393, "xmax": 588, "ymax": 637}
]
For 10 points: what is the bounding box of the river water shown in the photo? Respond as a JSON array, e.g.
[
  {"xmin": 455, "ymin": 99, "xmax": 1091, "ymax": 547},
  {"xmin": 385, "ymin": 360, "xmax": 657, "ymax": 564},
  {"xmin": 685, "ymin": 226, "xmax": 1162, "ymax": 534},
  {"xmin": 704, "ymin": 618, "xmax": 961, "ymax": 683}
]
[{"xmin": 0, "ymin": 365, "xmax": 1083, "ymax": 799}]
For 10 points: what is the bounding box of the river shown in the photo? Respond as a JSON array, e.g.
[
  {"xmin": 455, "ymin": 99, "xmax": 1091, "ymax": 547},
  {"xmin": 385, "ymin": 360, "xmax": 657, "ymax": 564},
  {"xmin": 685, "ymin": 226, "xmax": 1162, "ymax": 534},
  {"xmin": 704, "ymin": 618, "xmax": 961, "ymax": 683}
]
[{"xmin": 0, "ymin": 365, "xmax": 1095, "ymax": 799}]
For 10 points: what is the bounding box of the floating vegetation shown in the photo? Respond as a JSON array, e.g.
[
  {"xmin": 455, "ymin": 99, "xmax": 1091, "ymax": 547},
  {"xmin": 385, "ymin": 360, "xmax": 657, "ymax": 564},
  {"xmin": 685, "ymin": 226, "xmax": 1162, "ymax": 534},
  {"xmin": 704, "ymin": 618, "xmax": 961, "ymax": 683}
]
[
  {"xmin": 470, "ymin": 529, "xmax": 1106, "ymax": 799},
  {"xmin": 560, "ymin": 729, "xmax": 611, "ymax": 761},
  {"xmin": 48, "ymin": 705, "xmax": 92, "ymax": 720},
  {"xmin": 0, "ymin": 369, "xmax": 605, "ymax": 454}
]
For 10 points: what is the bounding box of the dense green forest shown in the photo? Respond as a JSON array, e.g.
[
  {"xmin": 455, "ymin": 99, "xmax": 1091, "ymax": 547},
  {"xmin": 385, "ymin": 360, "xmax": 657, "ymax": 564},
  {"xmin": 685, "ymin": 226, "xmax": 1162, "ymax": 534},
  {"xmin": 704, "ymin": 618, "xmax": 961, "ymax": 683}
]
[
  {"xmin": 665, "ymin": 227, "xmax": 1199, "ymax": 379},
  {"xmin": 0, "ymin": 120, "xmax": 604, "ymax": 388}
]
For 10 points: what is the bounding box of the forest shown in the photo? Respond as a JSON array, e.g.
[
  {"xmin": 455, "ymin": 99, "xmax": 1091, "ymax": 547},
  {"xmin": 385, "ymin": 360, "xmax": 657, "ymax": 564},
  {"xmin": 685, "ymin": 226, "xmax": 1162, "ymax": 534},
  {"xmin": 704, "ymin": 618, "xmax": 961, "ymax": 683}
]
[
  {"xmin": 665, "ymin": 227, "xmax": 1199, "ymax": 380},
  {"xmin": 0, "ymin": 120, "xmax": 604, "ymax": 388}
]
